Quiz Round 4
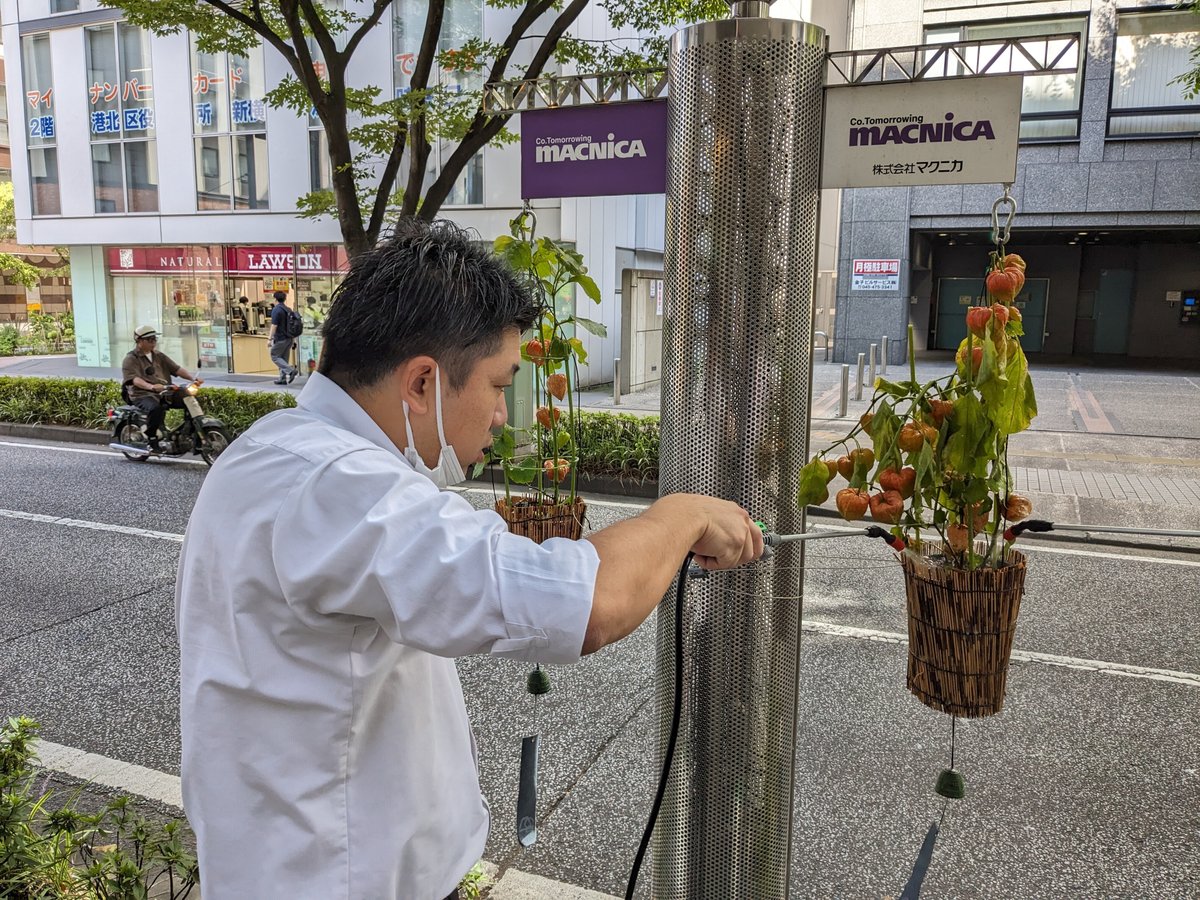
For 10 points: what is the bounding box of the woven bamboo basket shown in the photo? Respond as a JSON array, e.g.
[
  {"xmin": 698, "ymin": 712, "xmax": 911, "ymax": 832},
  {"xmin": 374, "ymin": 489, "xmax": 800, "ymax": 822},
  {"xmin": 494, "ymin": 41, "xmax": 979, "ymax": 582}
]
[
  {"xmin": 495, "ymin": 496, "xmax": 587, "ymax": 543},
  {"xmin": 901, "ymin": 542, "xmax": 1028, "ymax": 718}
]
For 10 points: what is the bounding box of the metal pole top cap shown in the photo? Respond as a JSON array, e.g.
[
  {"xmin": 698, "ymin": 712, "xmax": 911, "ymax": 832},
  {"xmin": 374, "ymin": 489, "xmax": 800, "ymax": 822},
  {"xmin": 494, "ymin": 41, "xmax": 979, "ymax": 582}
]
[{"xmin": 729, "ymin": 0, "xmax": 772, "ymax": 18}]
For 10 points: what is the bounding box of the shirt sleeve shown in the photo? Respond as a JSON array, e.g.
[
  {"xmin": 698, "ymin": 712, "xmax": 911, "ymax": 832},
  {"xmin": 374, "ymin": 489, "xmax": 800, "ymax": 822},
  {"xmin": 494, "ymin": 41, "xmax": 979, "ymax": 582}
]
[
  {"xmin": 120, "ymin": 353, "xmax": 140, "ymax": 384},
  {"xmin": 270, "ymin": 447, "xmax": 598, "ymax": 664}
]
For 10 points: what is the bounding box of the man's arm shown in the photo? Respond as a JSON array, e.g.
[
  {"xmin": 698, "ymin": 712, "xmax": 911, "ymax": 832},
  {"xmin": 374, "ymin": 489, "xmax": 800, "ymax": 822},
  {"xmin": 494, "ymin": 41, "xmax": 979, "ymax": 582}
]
[{"xmin": 582, "ymin": 493, "xmax": 763, "ymax": 654}]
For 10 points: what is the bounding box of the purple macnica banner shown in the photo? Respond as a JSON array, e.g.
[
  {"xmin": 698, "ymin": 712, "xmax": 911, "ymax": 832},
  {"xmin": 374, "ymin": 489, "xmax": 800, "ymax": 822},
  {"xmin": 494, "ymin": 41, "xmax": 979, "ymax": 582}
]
[{"xmin": 521, "ymin": 100, "xmax": 668, "ymax": 199}]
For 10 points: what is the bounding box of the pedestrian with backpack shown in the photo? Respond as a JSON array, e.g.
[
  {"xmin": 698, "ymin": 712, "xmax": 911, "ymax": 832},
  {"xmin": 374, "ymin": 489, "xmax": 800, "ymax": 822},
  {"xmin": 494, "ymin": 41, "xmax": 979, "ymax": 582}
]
[{"xmin": 266, "ymin": 290, "xmax": 303, "ymax": 384}]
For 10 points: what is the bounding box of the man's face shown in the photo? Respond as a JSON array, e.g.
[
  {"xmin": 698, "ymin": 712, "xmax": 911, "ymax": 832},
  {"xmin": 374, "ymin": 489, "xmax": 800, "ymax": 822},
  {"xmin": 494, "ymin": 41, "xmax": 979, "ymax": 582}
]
[
  {"xmin": 440, "ymin": 329, "xmax": 521, "ymax": 467},
  {"xmin": 136, "ymin": 336, "xmax": 157, "ymax": 353}
]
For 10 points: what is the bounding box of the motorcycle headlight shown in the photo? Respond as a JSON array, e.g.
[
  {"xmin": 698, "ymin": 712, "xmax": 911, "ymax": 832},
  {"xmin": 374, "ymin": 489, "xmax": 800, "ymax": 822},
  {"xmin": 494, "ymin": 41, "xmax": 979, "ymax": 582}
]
[{"xmin": 187, "ymin": 384, "xmax": 199, "ymax": 395}]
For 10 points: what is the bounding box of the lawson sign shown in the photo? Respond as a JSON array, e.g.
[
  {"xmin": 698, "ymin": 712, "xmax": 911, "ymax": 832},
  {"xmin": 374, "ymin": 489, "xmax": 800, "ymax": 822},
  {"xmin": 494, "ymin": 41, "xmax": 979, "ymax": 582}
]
[
  {"xmin": 820, "ymin": 75, "xmax": 1023, "ymax": 189},
  {"xmin": 521, "ymin": 101, "xmax": 667, "ymax": 199}
]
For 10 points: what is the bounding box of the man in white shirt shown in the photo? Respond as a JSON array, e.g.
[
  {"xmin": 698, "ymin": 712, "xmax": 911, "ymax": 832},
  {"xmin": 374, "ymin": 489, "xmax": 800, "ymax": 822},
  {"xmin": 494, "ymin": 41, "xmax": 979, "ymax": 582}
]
[{"xmin": 176, "ymin": 219, "xmax": 762, "ymax": 899}]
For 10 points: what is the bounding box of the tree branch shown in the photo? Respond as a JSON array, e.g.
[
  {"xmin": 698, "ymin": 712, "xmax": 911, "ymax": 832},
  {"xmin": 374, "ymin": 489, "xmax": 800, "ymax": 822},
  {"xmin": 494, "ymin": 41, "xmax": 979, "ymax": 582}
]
[
  {"xmin": 399, "ymin": 0, "xmax": 447, "ymax": 217},
  {"xmin": 297, "ymin": 0, "xmax": 339, "ymax": 69},
  {"xmin": 198, "ymin": 0, "xmax": 296, "ymax": 63},
  {"xmin": 420, "ymin": 0, "xmax": 590, "ymax": 218},
  {"xmin": 367, "ymin": 123, "xmax": 410, "ymax": 243},
  {"xmin": 342, "ymin": 0, "xmax": 393, "ymax": 62}
]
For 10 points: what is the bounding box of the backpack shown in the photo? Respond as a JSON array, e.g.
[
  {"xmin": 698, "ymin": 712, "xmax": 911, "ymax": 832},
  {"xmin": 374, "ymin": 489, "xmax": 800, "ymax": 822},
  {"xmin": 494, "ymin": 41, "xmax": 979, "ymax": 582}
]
[{"xmin": 284, "ymin": 306, "xmax": 304, "ymax": 338}]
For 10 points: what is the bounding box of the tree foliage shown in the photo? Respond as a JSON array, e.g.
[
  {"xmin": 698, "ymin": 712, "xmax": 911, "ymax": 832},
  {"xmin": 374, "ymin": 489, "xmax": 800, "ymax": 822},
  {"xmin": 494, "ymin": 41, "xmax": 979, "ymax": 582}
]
[
  {"xmin": 101, "ymin": 0, "xmax": 727, "ymax": 259},
  {"xmin": 1170, "ymin": 0, "xmax": 1200, "ymax": 99},
  {"xmin": 0, "ymin": 182, "xmax": 67, "ymax": 289}
]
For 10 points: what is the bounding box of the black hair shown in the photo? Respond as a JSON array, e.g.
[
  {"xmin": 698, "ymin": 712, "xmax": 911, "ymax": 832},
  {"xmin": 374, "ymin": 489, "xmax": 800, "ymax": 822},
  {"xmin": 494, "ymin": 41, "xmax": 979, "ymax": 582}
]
[
  {"xmin": 319, "ymin": 218, "xmax": 539, "ymax": 390},
  {"xmin": 273, "ymin": 291, "xmax": 287, "ymax": 302}
]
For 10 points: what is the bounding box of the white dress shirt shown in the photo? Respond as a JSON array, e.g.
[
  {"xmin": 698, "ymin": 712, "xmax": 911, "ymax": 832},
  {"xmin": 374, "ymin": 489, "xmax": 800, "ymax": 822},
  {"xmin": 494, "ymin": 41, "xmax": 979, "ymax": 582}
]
[{"xmin": 176, "ymin": 372, "xmax": 598, "ymax": 899}]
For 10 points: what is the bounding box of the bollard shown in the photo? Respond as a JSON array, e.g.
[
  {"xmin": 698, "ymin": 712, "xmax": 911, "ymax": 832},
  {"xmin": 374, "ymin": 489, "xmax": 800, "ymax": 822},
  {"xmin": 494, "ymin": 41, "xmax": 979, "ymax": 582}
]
[
  {"xmin": 855, "ymin": 352, "xmax": 865, "ymax": 400},
  {"xmin": 881, "ymin": 335, "xmax": 889, "ymax": 376},
  {"xmin": 613, "ymin": 357, "xmax": 621, "ymax": 406},
  {"xmin": 868, "ymin": 343, "xmax": 877, "ymax": 394},
  {"xmin": 839, "ymin": 364, "xmax": 849, "ymax": 417}
]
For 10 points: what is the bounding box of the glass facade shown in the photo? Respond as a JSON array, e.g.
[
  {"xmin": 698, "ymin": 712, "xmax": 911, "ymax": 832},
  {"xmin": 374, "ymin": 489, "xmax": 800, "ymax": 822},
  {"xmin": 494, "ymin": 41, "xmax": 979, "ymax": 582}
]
[
  {"xmin": 22, "ymin": 33, "xmax": 60, "ymax": 216},
  {"xmin": 1110, "ymin": 11, "xmax": 1200, "ymax": 137},
  {"xmin": 84, "ymin": 23, "xmax": 159, "ymax": 213},
  {"xmin": 104, "ymin": 245, "xmax": 347, "ymax": 375},
  {"xmin": 924, "ymin": 18, "xmax": 1086, "ymax": 140},
  {"xmin": 191, "ymin": 40, "xmax": 269, "ymax": 210},
  {"xmin": 392, "ymin": 0, "xmax": 484, "ymax": 205}
]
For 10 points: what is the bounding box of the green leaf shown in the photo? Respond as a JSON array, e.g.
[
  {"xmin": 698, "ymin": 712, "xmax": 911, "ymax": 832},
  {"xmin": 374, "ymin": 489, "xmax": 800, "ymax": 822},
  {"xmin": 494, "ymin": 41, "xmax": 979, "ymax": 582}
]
[
  {"xmin": 490, "ymin": 424, "xmax": 516, "ymax": 460},
  {"xmin": 797, "ymin": 456, "xmax": 831, "ymax": 507},
  {"xmin": 567, "ymin": 337, "xmax": 588, "ymax": 365},
  {"xmin": 571, "ymin": 316, "xmax": 608, "ymax": 338},
  {"xmin": 943, "ymin": 393, "xmax": 989, "ymax": 477},
  {"xmin": 868, "ymin": 403, "xmax": 900, "ymax": 470},
  {"xmin": 505, "ymin": 456, "xmax": 538, "ymax": 485},
  {"xmin": 982, "ymin": 340, "xmax": 1038, "ymax": 436},
  {"xmin": 555, "ymin": 430, "xmax": 573, "ymax": 451},
  {"xmin": 575, "ymin": 273, "xmax": 602, "ymax": 304},
  {"xmin": 873, "ymin": 377, "xmax": 918, "ymax": 399}
]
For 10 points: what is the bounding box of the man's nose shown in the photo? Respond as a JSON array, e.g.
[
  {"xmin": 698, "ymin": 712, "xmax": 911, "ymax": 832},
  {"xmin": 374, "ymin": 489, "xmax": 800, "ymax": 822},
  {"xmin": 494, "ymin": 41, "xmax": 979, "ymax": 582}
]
[{"xmin": 494, "ymin": 394, "xmax": 508, "ymax": 429}]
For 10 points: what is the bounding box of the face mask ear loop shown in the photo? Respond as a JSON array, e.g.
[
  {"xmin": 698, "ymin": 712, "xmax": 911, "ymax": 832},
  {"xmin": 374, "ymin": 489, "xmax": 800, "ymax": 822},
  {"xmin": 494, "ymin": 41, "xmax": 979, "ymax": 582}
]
[
  {"xmin": 402, "ymin": 400, "xmax": 418, "ymax": 452},
  {"xmin": 433, "ymin": 366, "xmax": 451, "ymax": 450}
]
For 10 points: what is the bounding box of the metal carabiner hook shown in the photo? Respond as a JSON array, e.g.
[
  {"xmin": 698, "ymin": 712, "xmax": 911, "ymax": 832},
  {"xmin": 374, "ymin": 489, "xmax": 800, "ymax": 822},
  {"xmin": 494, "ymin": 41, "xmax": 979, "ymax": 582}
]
[{"xmin": 990, "ymin": 183, "xmax": 1015, "ymax": 248}]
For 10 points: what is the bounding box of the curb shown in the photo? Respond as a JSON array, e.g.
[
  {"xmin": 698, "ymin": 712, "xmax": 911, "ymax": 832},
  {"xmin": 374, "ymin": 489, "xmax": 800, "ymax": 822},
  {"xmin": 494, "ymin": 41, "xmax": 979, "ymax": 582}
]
[{"xmin": 0, "ymin": 422, "xmax": 110, "ymax": 445}]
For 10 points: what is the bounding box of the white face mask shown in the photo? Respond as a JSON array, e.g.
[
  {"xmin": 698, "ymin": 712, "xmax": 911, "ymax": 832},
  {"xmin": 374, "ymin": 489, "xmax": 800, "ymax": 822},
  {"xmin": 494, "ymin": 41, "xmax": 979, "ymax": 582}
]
[{"xmin": 401, "ymin": 365, "xmax": 466, "ymax": 490}]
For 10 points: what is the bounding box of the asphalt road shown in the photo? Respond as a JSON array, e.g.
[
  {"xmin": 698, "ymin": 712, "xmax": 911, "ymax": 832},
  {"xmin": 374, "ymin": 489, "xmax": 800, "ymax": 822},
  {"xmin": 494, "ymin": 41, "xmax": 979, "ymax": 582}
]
[{"xmin": 1, "ymin": 436, "xmax": 1198, "ymax": 898}]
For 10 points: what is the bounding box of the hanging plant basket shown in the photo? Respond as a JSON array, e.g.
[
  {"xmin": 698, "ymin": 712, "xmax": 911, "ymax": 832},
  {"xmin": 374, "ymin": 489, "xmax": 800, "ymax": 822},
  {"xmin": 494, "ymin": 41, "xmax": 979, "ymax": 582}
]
[
  {"xmin": 496, "ymin": 496, "xmax": 587, "ymax": 543},
  {"xmin": 901, "ymin": 543, "xmax": 1028, "ymax": 718}
]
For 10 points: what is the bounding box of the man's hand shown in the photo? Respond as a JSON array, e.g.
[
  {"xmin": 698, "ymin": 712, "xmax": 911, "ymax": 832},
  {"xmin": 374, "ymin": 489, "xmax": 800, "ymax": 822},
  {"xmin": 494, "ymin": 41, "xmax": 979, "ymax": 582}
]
[{"xmin": 675, "ymin": 494, "xmax": 764, "ymax": 570}]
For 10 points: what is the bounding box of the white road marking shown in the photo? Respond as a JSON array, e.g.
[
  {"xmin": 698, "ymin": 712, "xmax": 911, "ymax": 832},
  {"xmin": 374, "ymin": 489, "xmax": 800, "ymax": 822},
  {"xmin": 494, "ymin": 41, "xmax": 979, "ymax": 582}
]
[
  {"xmin": 803, "ymin": 621, "xmax": 1200, "ymax": 687},
  {"xmin": 0, "ymin": 508, "xmax": 185, "ymax": 543},
  {"xmin": 0, "ymin": 439, "xmax": 206, "ymax": 465}
]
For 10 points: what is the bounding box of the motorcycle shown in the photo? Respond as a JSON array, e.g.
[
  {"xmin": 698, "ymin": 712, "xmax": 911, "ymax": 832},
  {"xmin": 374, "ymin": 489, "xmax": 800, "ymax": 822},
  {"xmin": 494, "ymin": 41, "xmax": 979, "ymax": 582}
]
[{"xmin": 108, "ymin": 381, "xmax": 232, "ymax": 466}]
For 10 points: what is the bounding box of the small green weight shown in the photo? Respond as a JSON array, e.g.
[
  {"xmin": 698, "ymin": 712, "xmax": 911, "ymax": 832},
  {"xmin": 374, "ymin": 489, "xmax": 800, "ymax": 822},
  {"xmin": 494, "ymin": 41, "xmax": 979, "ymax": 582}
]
[
  {"xmin": 934, "ymin": 768, "xmax": 965, "ymax": 799},
  {"xmin": 526, "ymin": 667, "xmax": 552, "ymax": 695}
]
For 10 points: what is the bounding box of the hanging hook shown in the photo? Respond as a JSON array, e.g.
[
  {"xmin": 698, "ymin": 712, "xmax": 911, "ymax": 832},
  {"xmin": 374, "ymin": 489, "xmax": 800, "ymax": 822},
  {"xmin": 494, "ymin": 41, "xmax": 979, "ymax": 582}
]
[
  {"xmin": 990, "ymin": 183, "xmax": 1015, "ymax": 250},
  {"xmin": 520, "ymin": 199, "xmax": 538, "ymax": 242}
]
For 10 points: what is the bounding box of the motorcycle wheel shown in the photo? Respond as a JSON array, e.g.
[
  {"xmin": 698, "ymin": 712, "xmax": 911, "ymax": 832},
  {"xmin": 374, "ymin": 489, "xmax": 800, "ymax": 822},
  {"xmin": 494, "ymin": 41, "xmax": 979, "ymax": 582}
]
[
  {"xmin": 198, "ymin": 425, "xmax": 231, "ymax": 466},
  {"xmin": 116, "ymin": 422, "xmax": 150, "ymax": 462}
]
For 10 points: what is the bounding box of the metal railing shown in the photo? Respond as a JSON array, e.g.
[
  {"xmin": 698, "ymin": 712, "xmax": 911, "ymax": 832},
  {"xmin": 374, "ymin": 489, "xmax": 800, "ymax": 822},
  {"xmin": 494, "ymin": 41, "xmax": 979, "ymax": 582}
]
[{"xmin": 813, "ymin": 330, "xmax": 830, "ymax": 362}]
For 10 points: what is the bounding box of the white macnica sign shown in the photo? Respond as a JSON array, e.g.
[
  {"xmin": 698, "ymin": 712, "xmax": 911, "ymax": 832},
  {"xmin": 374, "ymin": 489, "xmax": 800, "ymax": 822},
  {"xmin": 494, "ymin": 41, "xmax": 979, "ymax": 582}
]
[
  {"xmin": 821, "ymin": 75, "xmax": 1023, "ymax": 189},
  {"xmin": 852, "ymin": 259, "xmax": 901, "ymax": 292}
]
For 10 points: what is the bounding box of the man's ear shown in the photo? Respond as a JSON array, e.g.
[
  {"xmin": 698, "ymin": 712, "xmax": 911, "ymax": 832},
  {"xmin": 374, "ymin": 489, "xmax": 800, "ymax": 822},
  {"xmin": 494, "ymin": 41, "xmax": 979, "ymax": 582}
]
[{"xmin": 397, "ymin": 356, "xmax": 438, "ymax": 416}]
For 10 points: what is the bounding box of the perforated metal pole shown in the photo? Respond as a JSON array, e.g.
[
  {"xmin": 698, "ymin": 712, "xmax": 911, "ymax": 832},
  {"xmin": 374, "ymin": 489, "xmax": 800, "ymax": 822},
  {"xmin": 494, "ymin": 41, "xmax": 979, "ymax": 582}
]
[{"xmin": 658, "ymin": 9, "xmax": 825, "ymax": 898}]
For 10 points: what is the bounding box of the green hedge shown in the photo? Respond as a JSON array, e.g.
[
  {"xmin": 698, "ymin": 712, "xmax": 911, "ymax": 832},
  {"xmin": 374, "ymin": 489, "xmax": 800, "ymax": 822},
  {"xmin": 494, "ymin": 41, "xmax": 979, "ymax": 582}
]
[
  {"xmin": 0, "ymin": 376, "xmax": 296, "ymax": 436},
  {"xmin": 0, "ymin": 376, "xmax": 661, "ymax": 479}
]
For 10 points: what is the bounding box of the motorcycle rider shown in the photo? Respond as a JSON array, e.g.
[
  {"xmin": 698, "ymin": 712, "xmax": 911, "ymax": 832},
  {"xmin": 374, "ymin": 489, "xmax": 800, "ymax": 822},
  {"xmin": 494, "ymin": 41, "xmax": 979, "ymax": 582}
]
[{"xmin": 121, "ymin": 325, "xmax": 204, "ymax": 452}]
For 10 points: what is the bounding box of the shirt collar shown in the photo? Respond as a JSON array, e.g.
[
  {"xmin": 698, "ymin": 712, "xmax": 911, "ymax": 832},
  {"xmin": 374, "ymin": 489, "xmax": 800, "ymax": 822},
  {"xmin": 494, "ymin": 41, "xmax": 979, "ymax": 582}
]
[{"xmin": 297, "ymin": 372, "xmax": 407, "ymax": 463}]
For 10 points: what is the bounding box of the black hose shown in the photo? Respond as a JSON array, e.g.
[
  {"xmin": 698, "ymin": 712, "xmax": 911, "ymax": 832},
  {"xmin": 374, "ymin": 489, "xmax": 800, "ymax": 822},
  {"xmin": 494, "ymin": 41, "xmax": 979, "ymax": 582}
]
[{"xmin": 625, "ymin": 551, "xmax": 693, "ymax": 900}]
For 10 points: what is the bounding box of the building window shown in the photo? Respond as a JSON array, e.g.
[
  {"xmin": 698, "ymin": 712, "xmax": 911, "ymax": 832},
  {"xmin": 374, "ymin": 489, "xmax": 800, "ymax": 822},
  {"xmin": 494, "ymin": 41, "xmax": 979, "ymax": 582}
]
[
  {"xmin": 924, "ymin": 18, "xmax": 1086, "ymax": 140},
  {"xmin": 190, "ymin": 38, "xmax": 269, "ymax": 210},
  {"xmin": 0, "ymin": 73, "xmax": 9, "ymax": 146},
  {"xmin": 22, "ymin": 33, "xmax": 60, "ymax": 216},
  {"xmin": 1110, "ymin": 11, "xmax": 1200, "ymax": 137},
  {"xmin": 85, "ymin": 23, "xmax": 159, "ymax": 213},
  {"xmin": 393, "ymin": 0, "xmax": 484, "ymax": 205},
  {"xmin": 50, "ymin": 0, "xmax": 79, "ymax": 12}
]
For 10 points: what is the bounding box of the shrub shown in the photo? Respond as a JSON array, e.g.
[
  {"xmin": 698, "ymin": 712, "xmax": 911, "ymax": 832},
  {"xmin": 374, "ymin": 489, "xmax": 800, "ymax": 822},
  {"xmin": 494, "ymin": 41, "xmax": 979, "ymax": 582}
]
[
  {"xmin": 0, "ymin": 716, "xmax": 199, "ymax": 899},
  {"xmin": 0, "ymin": 376, "xmax": 663, "ymax": 480},
  {"xmin": 0, "ymin": 377, "xmax": 296, "ymax": 436},
  {"xmin": 576, "ymin": 412, "xmax": 660, "ymax": 482}
]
